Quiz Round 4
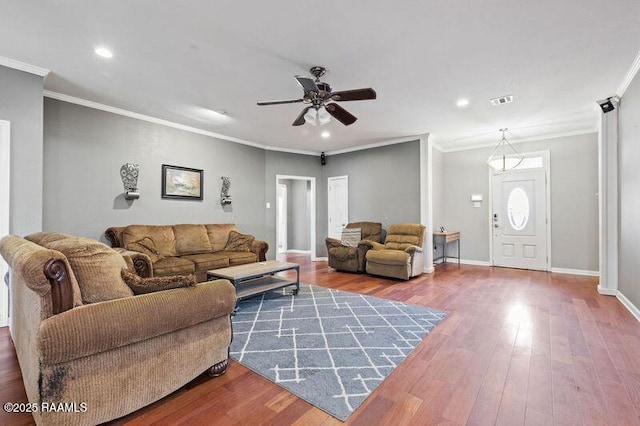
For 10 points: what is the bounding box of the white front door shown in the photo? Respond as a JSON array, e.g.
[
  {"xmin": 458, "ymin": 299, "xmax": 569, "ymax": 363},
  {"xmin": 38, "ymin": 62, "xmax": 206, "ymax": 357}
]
[
  {"xmin": 276, "ymin": 183, "xmax": 287, "ymax": 254},
  {"xmin": 327, "ymin": 176, "xmax": 348, "ymax": 239},
  {"xmin": 0, "ymin": 120, "xmax": 10, "ymax": 327},
  {"xmin": 492, "ymin": 168, "xmax": 548, "ymax": 270}
]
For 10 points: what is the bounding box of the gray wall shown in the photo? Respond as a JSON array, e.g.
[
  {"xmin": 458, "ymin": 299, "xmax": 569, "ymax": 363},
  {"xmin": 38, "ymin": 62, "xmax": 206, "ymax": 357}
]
[
  {"xmin": 0, "ymin": 66, "xmax": 44, "ymax": 235},
  {"xmin": 320, "ymin": 140, "xmax": 421, "ymax": 244},
  {"xmin": 43, "ymin": 98, "xmax": 266, "ymax": 241},
  {"xmin": 619, "ymin": 71, "xmax": 640, "ymax": 306},
  {"xmin": 442, "ymin": 133, "xmax": 599, "ymax": 270}
]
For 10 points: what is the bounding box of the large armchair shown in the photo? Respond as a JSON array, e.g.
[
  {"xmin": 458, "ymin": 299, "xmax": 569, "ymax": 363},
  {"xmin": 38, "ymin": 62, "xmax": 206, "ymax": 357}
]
[
  {"xmin": 365, "ymin": 223, "xmax": 426, "ymax": 280},
  {"xmin": 325, "ymin": 222, "xmax": 382, "ymax": 273},
  {"xmin": 0, "ymin": 233, "xmax": 235, "ymax": 425}
]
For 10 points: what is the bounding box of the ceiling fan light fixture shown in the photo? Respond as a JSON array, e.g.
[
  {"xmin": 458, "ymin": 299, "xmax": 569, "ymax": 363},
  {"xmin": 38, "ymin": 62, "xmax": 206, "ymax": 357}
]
[
  {"xmin": 486, "ymin": 128, "xmax": 524, "ymax": 171},
  {"xmin": 304, "ymin": 108, "xmax": 318, "ymax": 125},
  {"xmin": 318, "ymin": 107, "xmax": 331, "ymax": 126}
]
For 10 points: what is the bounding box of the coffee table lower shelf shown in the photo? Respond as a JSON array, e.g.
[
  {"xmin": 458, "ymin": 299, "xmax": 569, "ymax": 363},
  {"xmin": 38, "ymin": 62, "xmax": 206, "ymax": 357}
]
[{"xmin": 235, "ymin": 276, "xmax": 299, "ymax": 300}]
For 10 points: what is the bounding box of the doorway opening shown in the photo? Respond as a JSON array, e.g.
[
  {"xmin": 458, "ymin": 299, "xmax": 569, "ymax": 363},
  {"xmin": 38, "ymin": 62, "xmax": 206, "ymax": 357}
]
[
  {"xmin": 275, "ymin": 175, "xmax": 317, "ymax": 260},
  {"xmin": 489, "ymin": 151, "xmax": 551, "ymax": 271},
  {"xmin": 1, "ymin": 120, "xmax": 10, "ymax": 327}
]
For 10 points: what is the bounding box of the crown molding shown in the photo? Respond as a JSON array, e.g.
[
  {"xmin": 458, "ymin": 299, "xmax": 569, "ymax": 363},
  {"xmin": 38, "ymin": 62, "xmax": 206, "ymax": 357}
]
[
  {"xmin": 438, "ymin": 127, "xmax": 597, "ymax": 153},
  {"xmin": 616, "ymin": 48, "xmax": 640, "ymax": 97},
  {"xmin": 0, "ymin": 56, "xmax": 49, "ymax": 77},
  {"xmin": 324, "ymin": 135, "xmax": 423, "ymax": 156}
]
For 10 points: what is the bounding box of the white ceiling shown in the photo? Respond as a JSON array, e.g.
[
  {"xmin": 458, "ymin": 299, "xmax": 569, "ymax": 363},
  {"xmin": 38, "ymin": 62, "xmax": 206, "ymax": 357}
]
[{"xmin": 1, "ymin": 1, "xmax": 639, "ymax": 153}]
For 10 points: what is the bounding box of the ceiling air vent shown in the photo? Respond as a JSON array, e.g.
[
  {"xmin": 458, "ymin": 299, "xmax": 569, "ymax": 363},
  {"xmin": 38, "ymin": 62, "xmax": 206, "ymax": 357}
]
[{"xmin": 490, "ymin": 95, "xmax": 514, "ymax": 106}]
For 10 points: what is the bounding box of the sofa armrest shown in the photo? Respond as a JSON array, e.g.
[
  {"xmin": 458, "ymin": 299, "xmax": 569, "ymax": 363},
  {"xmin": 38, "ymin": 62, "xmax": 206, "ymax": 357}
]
[
  {"xmin": 114, "ymin": 248, "xmax": 153, "ymax": 278},
  {"xmin": 251, "ymin": 239, "xmax": 269, "ymax": 262},
  {"xmin": 365, "ymin": 240, "xmax": 386, "ymax": 251},
  {"xmin": 326, "ymin": 237, "xmax": 344, "ymax": 250},
  {"xmin": 104, "ymin": 227, "xmax": 126, "ymax": 248},
  {"xmin": 38, "ymin": 279, "xmax": 236, "ymax": 365}
]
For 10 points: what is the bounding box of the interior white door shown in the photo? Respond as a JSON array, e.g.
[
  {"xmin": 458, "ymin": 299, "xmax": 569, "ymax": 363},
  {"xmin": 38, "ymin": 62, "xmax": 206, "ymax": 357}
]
[
  {"xmin": 0, "ymin": 120, "xmax": 10, "ymax": 327},
  {"xmin": 276, "ymin": 183, "xmax": 287, "ymax": 254},
  {"xmin": 492, "ymin": 169, "xmax": 548, "ymax": 270},
  {"xmin": 327, "ymin": 176, "xmax": 348, "ymax": 239}
]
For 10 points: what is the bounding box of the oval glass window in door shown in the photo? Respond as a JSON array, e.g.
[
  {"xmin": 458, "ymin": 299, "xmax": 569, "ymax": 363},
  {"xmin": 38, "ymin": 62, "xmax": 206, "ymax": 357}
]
[{"xmin": 507, "ymin": 187, "xmax": 530, "ymax": 231}]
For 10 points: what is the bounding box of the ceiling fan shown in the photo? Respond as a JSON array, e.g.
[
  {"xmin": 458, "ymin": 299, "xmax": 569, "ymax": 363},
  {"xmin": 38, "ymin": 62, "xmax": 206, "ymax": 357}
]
[{"xmin": 257, "ymin": 66, "xmax": 377, "ymax": 126}]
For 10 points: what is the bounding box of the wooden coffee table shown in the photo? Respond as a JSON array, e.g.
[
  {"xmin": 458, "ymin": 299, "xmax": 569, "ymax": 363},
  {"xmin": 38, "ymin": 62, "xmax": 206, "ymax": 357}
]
[{"xmin": 206, "ymin": 260, "xmax": 300, "ymax": 304}]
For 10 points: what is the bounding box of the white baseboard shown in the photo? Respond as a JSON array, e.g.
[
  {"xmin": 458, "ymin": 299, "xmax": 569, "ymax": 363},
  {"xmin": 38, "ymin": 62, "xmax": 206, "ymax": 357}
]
[
  {"xmin": 597, "ymin": 285, "xmax": 617, "ymax": 296},
  {"xmin": 286, "ymin": 250, "xmax": 311, "ymax": 254},
  {"xmin": 616, "ymin": 290, "xmax": 640, "ymax": 323},
  {"xmin": 551, "ymin": 267, "xmax": 599, "ymax": 277},
  {"xmin": 457, "ymin": 258, "xmax": 491, "ymax": 266},
  {"xmin": 313, "ymin": 256, "xmax": 328, "ymax": 262}
]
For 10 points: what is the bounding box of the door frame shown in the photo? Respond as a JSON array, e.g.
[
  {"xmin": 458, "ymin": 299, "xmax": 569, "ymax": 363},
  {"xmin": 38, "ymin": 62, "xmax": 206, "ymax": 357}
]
[
  {"xmin": 275, "ymin": 175, "xmax": 317, "ymax": 260},
  {"xmin": 1, "ymin": 120, "xmax": 10, "ymax": 327},
  {"xmin": 489, "ymin": 150, "xmax": 551, "ymax": 270},
  {"xmin": 327, "ymin": 175, "xmax": 349, "ymax": 240}
]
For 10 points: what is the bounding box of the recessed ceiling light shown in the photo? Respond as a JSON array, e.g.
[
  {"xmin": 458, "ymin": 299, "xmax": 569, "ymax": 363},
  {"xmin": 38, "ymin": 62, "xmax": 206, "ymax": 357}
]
[
  {"xmin": 321, "ymin": 131, "xmax": 330, "ymax": 139},
  {"xmin": 456, "ymin": 98, "xmax": 470, "ymax": 108},
  {"xmin": 94, "ymin": 47, "xmax": 113, "ymax": 58}
]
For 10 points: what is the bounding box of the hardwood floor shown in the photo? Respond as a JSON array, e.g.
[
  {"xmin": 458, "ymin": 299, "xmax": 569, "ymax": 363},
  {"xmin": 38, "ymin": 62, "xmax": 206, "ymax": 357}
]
[{"xmin": 2, "ymin": 255, "xmax": 640, "ymax": 425}]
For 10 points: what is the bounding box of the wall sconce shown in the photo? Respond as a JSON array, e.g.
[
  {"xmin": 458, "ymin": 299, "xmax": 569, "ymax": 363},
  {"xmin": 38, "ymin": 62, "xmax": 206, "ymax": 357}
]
[
  {"xmin": 470, "ymin": 194, "xmax": 483, "ymax": 208},
  {"xmin": 221, "ymin": 176, "xmax": 232, "ymax": 205},
  {"xmin": 120, "ymin": 163, "xmax": 140, "ymax": 200}
]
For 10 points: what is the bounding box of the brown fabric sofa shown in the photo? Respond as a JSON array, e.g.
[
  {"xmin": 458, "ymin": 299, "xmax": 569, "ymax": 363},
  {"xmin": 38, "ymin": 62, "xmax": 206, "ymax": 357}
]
[
  {"xmin": 0, "ymin": 232, "xmax": 236, "ymax": 426},
  {"xmin": 365, "ymin": 223, "xmax": 426, "ymax": 280},
  {"xmin": 325, "ymin": 222, "xmax": 383, "ymax": 273},
  {"xmin": 105, "ymin": 223, "xmax": 268, "ymax": 282}
]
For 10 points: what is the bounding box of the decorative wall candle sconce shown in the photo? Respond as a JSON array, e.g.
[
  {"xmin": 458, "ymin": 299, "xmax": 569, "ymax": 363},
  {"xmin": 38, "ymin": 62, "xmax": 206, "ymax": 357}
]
[
  {"xmin": 220, "ymin": 176, "xmax": 232, "ymax": 205},
  {"xmin": 120, "ymin": 163, "xmax": 140, "ymax": 200}
]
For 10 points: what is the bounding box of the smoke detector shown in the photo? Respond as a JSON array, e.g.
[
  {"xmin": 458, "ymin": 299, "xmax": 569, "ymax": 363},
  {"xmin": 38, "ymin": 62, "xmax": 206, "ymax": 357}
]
[{"xmin": 490, "ymin": 95, "xmax": 514, "ymax": 106}]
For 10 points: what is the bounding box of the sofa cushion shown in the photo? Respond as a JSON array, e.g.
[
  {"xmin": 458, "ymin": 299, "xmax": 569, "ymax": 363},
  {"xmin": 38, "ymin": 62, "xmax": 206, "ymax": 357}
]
[
  {"xmin": 224, "ymin": 231, "xmax": 255, "ymax": 252},
  {"xmin": 152, "ymin": 257, "xmax": 196, "ymax": 276},
  {"xmin": 173, "ymin": 224, "xmax": 213, "ymax": 255},
  {"xmin": 182, "ymin": 253, "xmax": 229, "ymax": 271},
  {"xmin": 366, "ymin": 249, "xmax": 410, "ymax": 266},
  {"xmin": 121, "ymin": 269, "xmax": 196, "ymax": 294},
  {"xmin": 45, "ymin": 237, "xmax": 134, "ymax": 304},
  {"xmin": 126, "ymin": 237, "xmax": 164, "ymax": 263},
  {"xmin": 205, "ymin": 224, "xmax": 239, "ymax": 252},
  {"xmin": 123, "ymin": 225, "xmax": 177, "ymax": 257},
  {"xmin": 216, "ymin": 251, "xmax": 257, "ymax": 266}
]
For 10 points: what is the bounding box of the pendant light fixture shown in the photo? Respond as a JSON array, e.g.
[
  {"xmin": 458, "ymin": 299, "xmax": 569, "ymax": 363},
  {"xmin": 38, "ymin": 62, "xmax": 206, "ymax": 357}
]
[{"xmin": 486, "ymin": 128, "xmax": 523, "ymax": 171}]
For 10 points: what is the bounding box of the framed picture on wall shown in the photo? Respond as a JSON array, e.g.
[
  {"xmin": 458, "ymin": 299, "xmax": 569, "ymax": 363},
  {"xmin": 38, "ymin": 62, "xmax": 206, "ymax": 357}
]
[{"xmin": 161, "ymin": 164, "xmax": 203, "ymax": 200}]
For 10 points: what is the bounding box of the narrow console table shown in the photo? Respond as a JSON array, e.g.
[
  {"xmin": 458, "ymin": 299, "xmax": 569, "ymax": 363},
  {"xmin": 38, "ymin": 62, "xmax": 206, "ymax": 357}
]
[{"xmin": 433, "ymin": 231, "xmax": 460, "ymax": 265}]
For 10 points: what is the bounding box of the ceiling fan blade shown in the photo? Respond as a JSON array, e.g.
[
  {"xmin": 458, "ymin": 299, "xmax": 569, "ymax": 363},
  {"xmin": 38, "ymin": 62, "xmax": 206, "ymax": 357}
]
[
  {"xmin": 295, "ymin": 76, "xmax": 319, "ymax": 94},
  {"xmin": 257, "ymin": 99, "xmax": 303, "ymax": 106},
  {"xmin": 292, "ymin": 107, "xmax": 311, "ymax": 126},
  {"xmin": 331, "ymin": 88, "xmax": 377, "ymax": 102},
  {"xmin": 326, "ymin": 103, "xmax": 357, "ymax": 126}
]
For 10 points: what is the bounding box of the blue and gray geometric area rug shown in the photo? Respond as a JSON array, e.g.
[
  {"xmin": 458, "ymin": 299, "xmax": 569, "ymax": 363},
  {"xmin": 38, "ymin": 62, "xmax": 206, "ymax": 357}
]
[{"xmin": 230, "ymin": 284, "xmax": 447, "ymax": 421}]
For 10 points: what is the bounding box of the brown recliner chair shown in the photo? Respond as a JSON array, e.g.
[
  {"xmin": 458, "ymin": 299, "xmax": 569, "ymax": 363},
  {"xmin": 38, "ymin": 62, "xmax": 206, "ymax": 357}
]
[
  {"xmin": 365, "ymin": 223, "xmax": 426, "ymax": 280},
  {"xmin": 325, "ymin": 222, "xmax": 383, "ymax": 273}
]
